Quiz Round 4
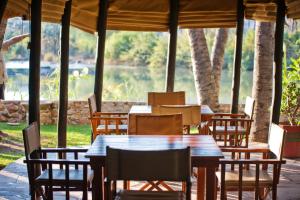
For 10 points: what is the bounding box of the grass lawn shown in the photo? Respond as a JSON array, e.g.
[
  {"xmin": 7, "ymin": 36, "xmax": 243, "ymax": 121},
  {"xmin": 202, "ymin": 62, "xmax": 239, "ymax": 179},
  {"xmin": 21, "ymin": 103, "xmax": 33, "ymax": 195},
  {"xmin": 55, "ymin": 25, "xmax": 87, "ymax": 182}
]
[{"xmin": 0, "ymin": 122, "xmax": 91, "ymax": 169}]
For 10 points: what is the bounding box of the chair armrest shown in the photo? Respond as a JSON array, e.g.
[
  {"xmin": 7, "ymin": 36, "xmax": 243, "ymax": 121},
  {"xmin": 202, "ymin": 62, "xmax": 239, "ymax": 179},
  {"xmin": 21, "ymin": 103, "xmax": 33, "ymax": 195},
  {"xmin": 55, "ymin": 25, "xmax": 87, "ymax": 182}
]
[
  {"xmin": 24, "ymin": 158, "xmax": 90, "ymax": 165},
  {"xmin": 40, "ymin": 148, "xmax": 88, "ymax": 153},
  {"xmin": 92, "ymin": 112, "xmax": 128, "ymax": 116},
  {"xmin": 219, "ymin": 158, "xmax": 286, "ymax": 165},
  {"xmin": 90, "ymin": 116, "xmax": 128, "ymax": 121},
  {"xmin": 211, "ymin": 118, "xmax": 253, "ymax": 122},
  {"xmin": 221, "ymin": 147, "xmax": 270, "ymax": 153},
  {"xmin": 213, "ymin": 113, "xmax": 245, "ymax": 118}
]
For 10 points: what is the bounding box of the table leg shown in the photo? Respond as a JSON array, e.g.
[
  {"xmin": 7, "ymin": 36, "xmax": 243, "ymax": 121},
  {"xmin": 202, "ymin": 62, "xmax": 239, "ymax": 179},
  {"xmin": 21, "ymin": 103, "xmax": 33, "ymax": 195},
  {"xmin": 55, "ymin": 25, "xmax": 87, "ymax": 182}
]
[
  {"xmin": 197, "ymin": 167, "xmax": 205, "ymax": 200},
  {"xmin": 206, "ymin": 166, "xmax": 217, "ymax": 200},
  {"xmin": 91, "ymin": 160, "xmax": 103, "ymax": 200}
]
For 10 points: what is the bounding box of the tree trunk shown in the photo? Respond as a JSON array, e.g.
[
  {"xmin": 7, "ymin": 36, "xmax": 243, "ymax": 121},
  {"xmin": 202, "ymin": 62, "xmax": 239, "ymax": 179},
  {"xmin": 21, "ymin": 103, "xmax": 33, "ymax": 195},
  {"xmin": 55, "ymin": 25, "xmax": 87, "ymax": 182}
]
[
  {"xmin": 251, "ymin": 22, "xmax": 275, "ymax": 142},
  {"xmin": 188, "ymin": 29, "xmax": 218, "ymax": 110},
  {"xmin": 0, "ymin": 17, "xmax": 7, "ymax": 99},
  {"xmin": 211, "ymin": 28, "xmax": 228, "ymax": 99}
]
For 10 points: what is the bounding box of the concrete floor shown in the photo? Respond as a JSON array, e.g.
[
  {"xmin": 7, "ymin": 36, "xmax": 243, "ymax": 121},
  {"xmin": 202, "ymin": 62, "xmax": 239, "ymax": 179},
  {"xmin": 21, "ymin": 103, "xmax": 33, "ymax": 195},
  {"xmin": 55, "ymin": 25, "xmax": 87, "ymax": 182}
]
[{"xmin": 0, "ymin": 155, "xmax": 299, "ymax": 200}]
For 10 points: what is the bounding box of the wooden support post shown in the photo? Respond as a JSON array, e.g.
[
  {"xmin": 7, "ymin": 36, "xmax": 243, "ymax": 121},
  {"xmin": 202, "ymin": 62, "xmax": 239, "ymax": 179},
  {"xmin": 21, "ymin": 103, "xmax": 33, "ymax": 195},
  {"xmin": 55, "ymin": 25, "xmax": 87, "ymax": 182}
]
[
  {"xmin": 0, "ymin": 0, "xmax": 8, "ymax": 23},
  {"xmin": 230, "ymin": 0, "xmax": 244, "ymax": 114},
  {"xmin": 272, "ymin": 0, "xmax": 286, "ymax": 124},
  {"xmin": 57, "ymin": 0, "xmax": 72, "ymax": 148},
  {"xmin": 165, "ymin": 0, "xmax": 179, "ymax": 92},
  {"xmin": 94, "ymin": 0, "xmax": 109, "ymax": 111},
  {"xmin": 29, "ymin": 0, "xmax": 42, "ymax": 127}
]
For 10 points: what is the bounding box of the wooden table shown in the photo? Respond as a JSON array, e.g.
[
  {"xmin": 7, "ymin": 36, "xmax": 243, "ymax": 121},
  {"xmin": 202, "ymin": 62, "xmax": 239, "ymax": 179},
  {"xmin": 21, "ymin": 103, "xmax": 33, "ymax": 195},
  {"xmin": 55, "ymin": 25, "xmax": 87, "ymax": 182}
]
[
  {"xmin": 85, "ymin": 135, "xmax": 224, "ymax": 200},
  {"xmin": 129, "ymin": 105, "xmax": 214, "ymax": 121}
]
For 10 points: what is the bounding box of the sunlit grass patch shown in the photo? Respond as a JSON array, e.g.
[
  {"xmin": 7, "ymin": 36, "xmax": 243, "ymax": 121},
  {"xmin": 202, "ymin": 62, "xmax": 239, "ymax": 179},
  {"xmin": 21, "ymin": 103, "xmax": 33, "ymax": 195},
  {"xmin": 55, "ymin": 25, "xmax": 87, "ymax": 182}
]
[{"xmin": 0, "ymin": 122, "xmax": 91, "ymax": 169}]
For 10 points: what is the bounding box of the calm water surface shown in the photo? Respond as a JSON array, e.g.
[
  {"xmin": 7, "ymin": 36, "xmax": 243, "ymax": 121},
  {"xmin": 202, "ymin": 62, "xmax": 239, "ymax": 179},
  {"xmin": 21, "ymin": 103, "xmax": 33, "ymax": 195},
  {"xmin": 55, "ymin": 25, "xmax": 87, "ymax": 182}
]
[{"xmin": 5, "ymin": 64, "xmax": 253, "ymax": 104}]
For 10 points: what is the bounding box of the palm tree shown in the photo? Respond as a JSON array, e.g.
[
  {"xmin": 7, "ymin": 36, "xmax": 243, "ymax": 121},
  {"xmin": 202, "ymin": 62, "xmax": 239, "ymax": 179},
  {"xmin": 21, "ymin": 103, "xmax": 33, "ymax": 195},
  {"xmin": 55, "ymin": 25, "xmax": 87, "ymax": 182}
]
[
  {"xmin": 188, "ymin": 28, "xmax": 228, "ymax": 110},
  {"xmin": 0, "ymin": 17, "xmax": 29, "ymax": 100},
  {"xmin": 251, "ymin": 22, "xmax": 275, "ymax": 142}
]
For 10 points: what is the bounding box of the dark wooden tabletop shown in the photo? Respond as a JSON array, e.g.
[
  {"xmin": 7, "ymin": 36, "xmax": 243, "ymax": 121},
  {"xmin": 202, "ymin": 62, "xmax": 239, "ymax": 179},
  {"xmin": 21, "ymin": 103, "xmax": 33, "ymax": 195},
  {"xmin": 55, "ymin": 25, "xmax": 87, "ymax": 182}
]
[{"xmin": 85, "ymin": 135, "xmax": 223, "ymax": 166}]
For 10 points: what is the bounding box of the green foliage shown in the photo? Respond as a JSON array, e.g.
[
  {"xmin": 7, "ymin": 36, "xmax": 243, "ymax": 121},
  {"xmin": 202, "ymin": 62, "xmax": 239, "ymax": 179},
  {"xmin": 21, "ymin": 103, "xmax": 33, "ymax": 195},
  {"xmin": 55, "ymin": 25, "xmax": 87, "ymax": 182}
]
[
  {"xmin": 281, "ymin": 57, "xmax": 300, "ymax": 125},
  {"xmin": 148, "ymin": 35, "xmax": 168, "ymax": 68},
  {"xmin": 284, "ymin": 31, "xmax": 300, "ymax": 66},
  {"xmin": 242, "ymin": 30, "xmax": 255, "ymax": 71}
]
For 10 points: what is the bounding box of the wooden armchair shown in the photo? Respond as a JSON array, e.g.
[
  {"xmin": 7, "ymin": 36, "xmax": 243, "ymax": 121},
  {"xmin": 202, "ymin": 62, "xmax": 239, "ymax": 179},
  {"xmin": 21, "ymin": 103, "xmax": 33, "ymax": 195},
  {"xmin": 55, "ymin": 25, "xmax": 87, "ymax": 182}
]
[
  {"xmin": 23, "ymin": 122, "xmax": 91, "ymax": 200},
  {"xmin": 208, "ymin": 96, "xmax": 255, "ymax": 147},
  {"xmin": 153, "ymin": 105, "xmax": 201, "ymax": 134},
  {"xmin": 88, "ymin": 94, "xmax": 128, "ymax": 140},
  {"xmin": 105, "ymin": 146, "xmax": 191, "ymax": 200},
  {"xmin": 147, "ymin": 91, "xmax": 185, "ymax": 106},
  {"xmin": 128, "ymin": 113, "xmax": 183, "ymax": 135},
  {"xmin": 216, "ymin": 123, "xmax": 286, "ymax": 200}
]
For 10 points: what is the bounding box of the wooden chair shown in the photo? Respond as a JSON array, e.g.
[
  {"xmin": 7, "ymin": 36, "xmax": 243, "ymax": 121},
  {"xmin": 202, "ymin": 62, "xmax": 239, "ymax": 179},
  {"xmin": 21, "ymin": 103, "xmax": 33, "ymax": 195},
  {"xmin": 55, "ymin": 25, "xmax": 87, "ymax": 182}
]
[
  {"xmin": 148, "ymin": 91, "xmax": 185, "ymax": 106},
  {"xmin": 23, "ymin": 122, "xmax": 91, "ymax": 200},
  {"xmin": 105, "ymin": 146, "xmax": 191, "ymax": 200},
  {"xmin": 88, "ymin": 94, "xmax": 128, "ymax": 140},
  {"xmin": 208, "ymin": 96, "xmax": 255, "ymax": 147},
  {"xmin": 216, "ymin": 123, "xmax": 286, "ymax": 200},
  {"xmin": 128, "ymin": 113, "xmax": 183, "ymax": 135},
  {"xmin": 153, "ymin": 105, "xmax": 201, "ymax": 134}
]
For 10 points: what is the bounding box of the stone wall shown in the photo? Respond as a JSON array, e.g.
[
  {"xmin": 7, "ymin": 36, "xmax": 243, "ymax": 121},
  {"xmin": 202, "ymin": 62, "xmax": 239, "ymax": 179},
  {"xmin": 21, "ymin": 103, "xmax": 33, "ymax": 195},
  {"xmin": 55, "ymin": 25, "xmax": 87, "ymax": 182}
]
[
  {"xmin": 0, "ymin": 100, "xmax": 26, "ymax": 123},
  {"xmin": 0, "ymin": 100, "xmax": 146, "ymax": 125},
  {"xmin": 1, "ymin": 100, "xmax": 286, "ymax": 125}
]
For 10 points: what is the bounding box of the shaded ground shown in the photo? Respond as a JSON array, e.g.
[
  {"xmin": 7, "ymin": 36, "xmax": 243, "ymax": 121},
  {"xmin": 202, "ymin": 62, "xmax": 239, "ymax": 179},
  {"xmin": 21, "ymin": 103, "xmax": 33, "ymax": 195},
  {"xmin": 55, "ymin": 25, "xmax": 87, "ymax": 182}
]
[{"xmin": 0, "ymin": 154, "xmax": 299, "ymax": 199}]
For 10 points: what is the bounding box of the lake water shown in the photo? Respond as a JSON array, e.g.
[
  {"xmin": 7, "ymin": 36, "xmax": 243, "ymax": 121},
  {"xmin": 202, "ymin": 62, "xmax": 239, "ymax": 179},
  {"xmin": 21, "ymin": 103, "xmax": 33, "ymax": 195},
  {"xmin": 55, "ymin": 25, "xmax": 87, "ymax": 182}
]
[{"xmin": 5, "ymin": 63, "xmax": 253, "ymax": 104}]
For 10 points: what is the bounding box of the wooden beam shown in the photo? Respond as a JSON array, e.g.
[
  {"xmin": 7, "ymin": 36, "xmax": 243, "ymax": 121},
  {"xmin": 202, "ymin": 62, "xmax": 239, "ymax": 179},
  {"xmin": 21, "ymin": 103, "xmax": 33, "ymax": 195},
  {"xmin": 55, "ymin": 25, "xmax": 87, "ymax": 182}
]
[
  {"xmin": 272, "ymin": 0, "xmax": 286, "ymax": 124},
  {"xmin": 29, "ymin": 0, "xmax": 42, "ymax": 127},
  {"xmin": 0, "ymin": 0, "xmax": 8, "ymax": 23},
  {"xmin": 230, "ymin": 0, "xmax": 244, "ymax": 114},
  {"xmin": 57, "ymin": 0, "xmax": 72, "ymax": 148},
  {"xmin": 94, "ymin": 0, "xmax": 109, "ymax": 111},
  {"xmin": 165, "ymin": 0, "xmax": 179, "ymax": 92}
]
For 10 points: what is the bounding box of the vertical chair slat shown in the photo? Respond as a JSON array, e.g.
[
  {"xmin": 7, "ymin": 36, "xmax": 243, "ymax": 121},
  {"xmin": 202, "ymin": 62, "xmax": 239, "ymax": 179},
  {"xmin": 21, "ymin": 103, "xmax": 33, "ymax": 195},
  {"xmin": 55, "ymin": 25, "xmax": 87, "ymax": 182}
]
[
  {"xmin": 255, "ymin": 163, "xmax": 260, "ymax": 200},
  {"xmin": 74, "ymin": 152, "xmax": 79, "ymax": 169},
  {"xmin": 42, "ymin": 151, "xmax": 47, "ymax": 170},
  {"xmin": 272, "ymin": 164, "xmax": 278, "ymax": 200},
  {"xmin": 238, "ymin": 163, "xmax": 243, "ymax": 200},
  {"xmin": 221, "ymin": 163, "xmax": 226, "ymax": 200},
  {"xmin": 65, "ymin": 163, "xmax": 70, "ymax": 200},
  {"xmin": 83, "ymin": 164, "xmax": 88, "ymax": 200},
  {"xmin": 48, "ymin": 163, "xmax": 53, "ymax": 199}
]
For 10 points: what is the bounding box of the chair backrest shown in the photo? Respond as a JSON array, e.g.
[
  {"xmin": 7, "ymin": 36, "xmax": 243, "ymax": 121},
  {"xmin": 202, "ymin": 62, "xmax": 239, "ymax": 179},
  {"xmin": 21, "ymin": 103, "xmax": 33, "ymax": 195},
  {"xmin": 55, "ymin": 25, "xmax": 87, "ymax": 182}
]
[
  {"xmin": 23, "ymin": 122, "xmax": 41, "ymax": 160},
  {"xmin": 128, "ymin": 114, "xmax": 183, "ymax": 135},
  {"xmin": 243, "ymin": 96, "xmax": 255, "ymax": 119},
  {"xmin": 148, "ymin": 91, "xmax": 185, "ymax": 106},
  {"xmin": 153, "ymin": 105, "xmax": 201, "ymax": 126},
  {"xmin": 88, "ymin": 94, "xmax": 97, "ymax": 118},
  {"xmin": 106, "ymin": 146, "xmax": 191, "ymax": 182},
  {"xmin": 268, "ymin": 123, "xmax": 286, "ymax": 160}
]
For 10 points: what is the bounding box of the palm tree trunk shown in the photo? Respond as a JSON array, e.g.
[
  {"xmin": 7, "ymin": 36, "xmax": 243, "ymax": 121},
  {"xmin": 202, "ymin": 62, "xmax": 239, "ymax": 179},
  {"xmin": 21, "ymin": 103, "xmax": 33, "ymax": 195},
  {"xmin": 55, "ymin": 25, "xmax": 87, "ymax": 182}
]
[
  {"xmin": 211, "ymin": 28, "xmax": 228, "ymax": 99},
  {"xmin": 0, "ymin": 17, "xmax": 7, "ymax": 99},
  {"xmin": 188, "ymin": 29, "xmax": 218, "ymax": 110},
  {"xmin": 251, "ymin": 22, "xmax": 275, "ymax": 142}
]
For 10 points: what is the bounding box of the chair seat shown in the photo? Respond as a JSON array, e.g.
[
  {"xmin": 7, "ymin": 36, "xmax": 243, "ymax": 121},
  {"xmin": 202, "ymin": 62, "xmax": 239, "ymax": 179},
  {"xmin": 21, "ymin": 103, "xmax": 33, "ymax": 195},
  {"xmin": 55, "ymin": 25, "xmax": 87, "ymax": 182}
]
[
  {"xmin": 209, "ymin": 126, "xmax": 246, "ymax": 134},
  {"xmin": 115, "ymin": 190, "xmax": 186, "ymax": 200},
  {"xmin": 36, "ymin": 169, "xmax": 93, "ymax": 186},
  {"xmin": 97, "ymin": 124, "xmax": 128, "ymax": 132},
  {"xmin": 215, "ymin": 169, "xmax": 273, "ymax": 188}
]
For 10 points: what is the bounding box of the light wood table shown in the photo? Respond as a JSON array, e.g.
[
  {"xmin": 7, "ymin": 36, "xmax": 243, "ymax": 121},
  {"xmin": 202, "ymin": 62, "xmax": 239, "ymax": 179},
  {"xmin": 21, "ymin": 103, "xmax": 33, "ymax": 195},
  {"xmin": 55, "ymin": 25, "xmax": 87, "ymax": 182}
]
[{"xmin": 86, "ymin": 135, "xmax": 223, "ymax": 200}]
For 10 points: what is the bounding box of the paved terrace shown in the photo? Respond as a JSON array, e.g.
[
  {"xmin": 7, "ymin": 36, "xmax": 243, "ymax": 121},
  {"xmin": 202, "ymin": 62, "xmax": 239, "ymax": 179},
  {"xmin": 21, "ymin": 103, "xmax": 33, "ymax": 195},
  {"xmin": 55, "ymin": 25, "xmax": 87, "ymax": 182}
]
[{"xmin": 0, "ymin": 154, "xmax": 299, "ymax": 199}]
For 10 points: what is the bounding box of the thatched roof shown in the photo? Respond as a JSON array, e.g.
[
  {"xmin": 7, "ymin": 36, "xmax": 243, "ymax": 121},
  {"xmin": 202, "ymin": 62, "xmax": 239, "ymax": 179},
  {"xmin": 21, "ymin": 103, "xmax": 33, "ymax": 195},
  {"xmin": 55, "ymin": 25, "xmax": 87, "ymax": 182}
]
[{"xmin": 4, "ymin": 0, "xmax": 300, "ymax": 33}]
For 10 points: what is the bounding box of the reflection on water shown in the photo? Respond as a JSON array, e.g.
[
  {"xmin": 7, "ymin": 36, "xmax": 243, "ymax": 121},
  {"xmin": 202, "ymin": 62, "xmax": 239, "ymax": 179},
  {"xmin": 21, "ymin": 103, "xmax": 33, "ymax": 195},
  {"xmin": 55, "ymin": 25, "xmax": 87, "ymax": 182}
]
[{"xmin": 5, "ymin": 65, "xmax": 253, "ymax": 104}]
